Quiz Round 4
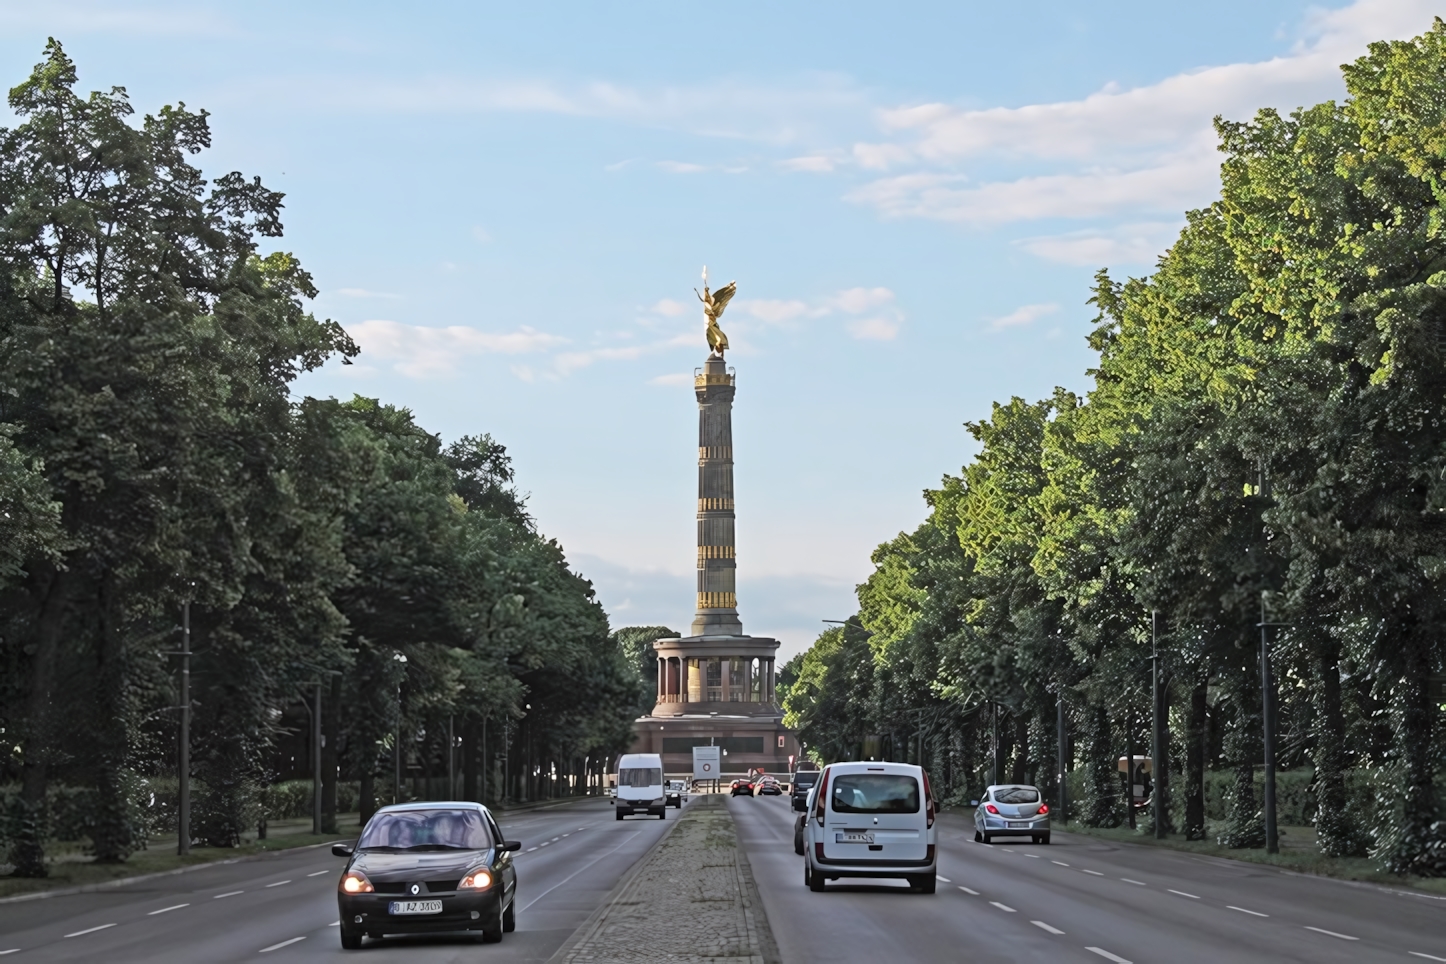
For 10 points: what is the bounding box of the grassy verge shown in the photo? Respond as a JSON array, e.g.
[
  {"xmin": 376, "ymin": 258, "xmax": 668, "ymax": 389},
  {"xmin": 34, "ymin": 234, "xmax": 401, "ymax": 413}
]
[
  {"xmin": 0, "ymin": 814, "xmax": 360, "ymax": 900},
  {"xmin": 1049, "ymin": 820, "xmax": 1446, "ymax": 896}
]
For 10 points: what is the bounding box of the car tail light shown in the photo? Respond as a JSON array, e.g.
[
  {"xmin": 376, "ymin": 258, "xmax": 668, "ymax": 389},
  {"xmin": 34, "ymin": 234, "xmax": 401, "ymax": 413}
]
[
  {"xmin": 985, "ymin": 804, "xmax": 999, "ymax": 815},
  {"xmin": 814, "ymin": 768, "xmax": 829, "ymax": 825},
  {"xmin": 1038, "ymin": 804, "xmax": 1049, "ymax": 815},
  {"xmin": 340, "ymin": 871, "xmax": 374, "ymax": 894},
  {"xmin": 923, "ymin": 770, "xmax": 935, "ymax": 829}
]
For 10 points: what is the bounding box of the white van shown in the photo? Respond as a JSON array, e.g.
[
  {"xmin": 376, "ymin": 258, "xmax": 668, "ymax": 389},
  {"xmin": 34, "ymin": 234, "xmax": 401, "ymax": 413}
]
[
  {"xmin": 802, "ymin": 761, "xmax": 937, "ymax": 893},
  {"xmin": 613, "ymin": 753, "xmax": 667, "ymax": 820}
]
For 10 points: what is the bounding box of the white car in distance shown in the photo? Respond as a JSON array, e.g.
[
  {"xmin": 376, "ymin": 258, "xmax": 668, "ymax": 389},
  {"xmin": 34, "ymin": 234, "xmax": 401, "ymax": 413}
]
[{"xmin": 803, "ymin": 761, "xmax": 937, "ymax": 893}]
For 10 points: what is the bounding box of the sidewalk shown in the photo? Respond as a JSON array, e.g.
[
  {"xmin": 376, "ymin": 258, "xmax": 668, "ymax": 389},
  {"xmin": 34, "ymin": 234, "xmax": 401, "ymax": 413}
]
[{"xmin": 550, "ymin": 795, "xmax": 780, "ymax": 964}]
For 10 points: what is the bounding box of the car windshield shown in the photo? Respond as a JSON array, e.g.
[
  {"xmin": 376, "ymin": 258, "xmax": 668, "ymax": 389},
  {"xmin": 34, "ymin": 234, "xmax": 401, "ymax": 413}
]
[
  {"xmin": 357, "ymin": 809, "xmax": 492, "ymax": 851},
  {"xmin": 830, "ymin": 774, "xmax": 920, "ymax": 813},
  {"xmin": 619, "ymin": 767, "xmax": 662, "ymax": 788},
  {"xmin": 994, "ymin": 787, "xmax": 1041, "ymax": 804}
]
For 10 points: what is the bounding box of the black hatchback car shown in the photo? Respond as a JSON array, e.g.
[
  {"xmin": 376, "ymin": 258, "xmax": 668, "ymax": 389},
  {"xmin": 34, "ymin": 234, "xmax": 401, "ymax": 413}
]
[{"xmin": 333, "ymin": 802, "xmax": 521, "ymax": 949}]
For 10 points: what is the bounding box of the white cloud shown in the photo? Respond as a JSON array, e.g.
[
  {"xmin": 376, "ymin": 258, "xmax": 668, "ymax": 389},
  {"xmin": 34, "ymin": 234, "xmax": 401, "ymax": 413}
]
[
  {"xmin": 847, "ymin": 0, "xmax": 1442, "ymax": 226},
  {"xmin": 346, "ymin": 320, "xmax": 566, "ymax": 377},
  {"xmin": 1018, "ymin": 222, "xmax": 1182, "ymax": 266},
  {"xmin": 990, "ymin": 303, "xmax": 1059, "ymax": 329},
  {"xmin": 649, "ymin": 372, "xmax": 693, "ymax": 386},
  {"xmin": 471, "ymin": 226, "xmax": 493, "ymax": 242},
  {"xmin": 652, "ymin": 298, "xmax": 690, "ymax": 317},
  {"xmin": 780, "ymin": 155, "xmax": 836, "ymax": 173},
  {"xmin": 336, "ymin": 287, "xmax": 399, "ymax": 299},
  {"xmin": 657, "ymin": 160, "xmax": 707, "ymax": 173},
  {"xmin": 737, "ymin": 299, "xmax": 817, "ymax": 324},
  {"xmin": 848, "ymin": 317, "xmax": 900, "ymax": 340},
  {"xmin": 827, "ymin": 287, "xmax": 895, "ymax": 314}
]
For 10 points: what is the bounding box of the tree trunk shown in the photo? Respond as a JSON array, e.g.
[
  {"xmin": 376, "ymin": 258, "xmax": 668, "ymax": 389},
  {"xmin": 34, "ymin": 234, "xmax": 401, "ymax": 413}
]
[
  {"xmin": 1185, "ymin": 675, "xmax": 1207, "ymax": 840},
  {"xmin": 358, "ymin": 771, "xmax": 376, "ymax": 824},
  {"xmin": 462, "ymin": 718, "xmax": 478, "ymax": 802},
  {"xmin": 1010, "ymin": 712, "xmax": 1030, "ymax": 785},
  {"xmin": 91, "ymin": 570, "xmax": 135, "ymax": 862},
  {"xmin": 321, "ymin": 676, "xmax": 340, "ymax": 834}
]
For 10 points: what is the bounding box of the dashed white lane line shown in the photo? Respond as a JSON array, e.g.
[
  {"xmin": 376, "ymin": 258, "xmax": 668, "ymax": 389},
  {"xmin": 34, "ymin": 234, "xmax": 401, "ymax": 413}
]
[
  {"xmin": 328, "ymin": 922, "xmax": 339, "ymax": 927},
  {"xmin": 527, "ymin": 847, "xmax": 538, "ymax": 852},
  {"xmin": 999, "ymin": 848, "xmax": 1015, "ymax": 853},
  {"xmin": 1121, "ymin": 878, "xmax": 1146, "ymax": 886},
  {"xmin": 990, "ymin": 901, "xmax": 1017, "ymax": 913},
  {"xmin": 1032, "ymin": 921, "xmax": 1064, "ymax": 935},
  {"xmin": 1304, "ymin": 926, "xmax": 1358, "ymax": 941},
  {"xmin": 1409, "ymin": 953, "xmax": 1446, "ymax": 962},
  {"xmin": 1168, "ymin": 889, "xmax": 1199, "ymax": 899},
  {"xmin": 1082, "ymin": 869, "xmax": 1104, "ymax": 876},
  {"xmin": 148, "ymin": 904, "xmax": 189, "ymax": 915},
  {"xmin": 259, "ymin": 936, "xmax": 306, "ymax": 953},
  {"xmin": 1025, "ymin": 854, "xmax": 1041, "ymax": 859},
  {"xmin": 958, "ymin": 886, "xmax": 980, "ymax": 896},
  {"xmin": 540, "ymin": 842, "xmax": 550, "ymax": 847},
  {"xmin": 1086, "ymin": 948, "xmax": 1132, "ymax": 963},
  {"xmin": 1228, "ymin": 906, "xmax": 1268, "ymax": 917},
  {"xmin": 936, "ymin": 875, "xmax": 951, "ymax": 882},
  {"xmin": 65, "ymin": 924, "xmax": 116, "ymax": 938},
  {"xmin": 1052, "ymin": 860, "xmax": 1070, "ymax": 867},
  {"xmin": 0, "ymin": 950, "xmax": 18, "ymax": 956},
  {"xmin": 265, "ymin": 880, "xmax": 291, "ymax": 888},
  {"xmin": 307, "ymin": 870, "xmax": 330, "ymax": 877},
  {"xmin": 214, "ymin": 890, "xmax": 244, "ymax": 899}
]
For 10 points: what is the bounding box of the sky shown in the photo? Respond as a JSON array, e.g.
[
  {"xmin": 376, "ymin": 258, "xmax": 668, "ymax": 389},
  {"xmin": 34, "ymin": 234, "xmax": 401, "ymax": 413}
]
[{"xmin": 1, "ymin": 0, "xmax": 1439, "ymax": 661}]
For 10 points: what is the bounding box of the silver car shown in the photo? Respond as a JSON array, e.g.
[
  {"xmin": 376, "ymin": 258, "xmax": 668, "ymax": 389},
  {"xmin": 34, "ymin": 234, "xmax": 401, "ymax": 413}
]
[{"xmin": 973, "ymin": 784, "xmax": 1050, "ymax": 844}]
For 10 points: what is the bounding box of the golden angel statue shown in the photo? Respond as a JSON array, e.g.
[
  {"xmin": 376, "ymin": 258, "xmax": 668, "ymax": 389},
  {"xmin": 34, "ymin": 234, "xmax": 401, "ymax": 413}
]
[{"xmin": 695, "ymin": 266, "xmax": 736, "ymax": 356}]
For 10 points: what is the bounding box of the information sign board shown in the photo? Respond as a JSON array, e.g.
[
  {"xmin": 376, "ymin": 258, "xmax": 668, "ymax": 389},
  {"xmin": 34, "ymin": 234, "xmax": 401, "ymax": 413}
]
[{"xmin": 692, "ymin": 745, "xmax": 721, "ymax": 783}]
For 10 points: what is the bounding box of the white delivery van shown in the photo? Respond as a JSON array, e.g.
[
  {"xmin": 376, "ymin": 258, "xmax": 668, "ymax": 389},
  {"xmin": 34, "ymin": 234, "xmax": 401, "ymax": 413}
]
[
  {"xmin": 803, "ymin": 761, "xmax": 937, "ymax": 893},
  {"xmin": 613, "ymin": 753, "xmax": 667, "ymax": 820}
]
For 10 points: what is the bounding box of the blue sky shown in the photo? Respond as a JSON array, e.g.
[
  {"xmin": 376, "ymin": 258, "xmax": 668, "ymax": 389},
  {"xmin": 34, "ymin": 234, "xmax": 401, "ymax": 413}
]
[{"xmin": 2, "ymin": 0, "xmax": 1437, "ymax": 660}]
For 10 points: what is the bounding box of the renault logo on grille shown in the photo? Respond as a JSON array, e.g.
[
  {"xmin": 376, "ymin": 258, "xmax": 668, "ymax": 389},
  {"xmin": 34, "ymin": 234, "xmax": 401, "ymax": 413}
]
[{"xmin": 409, "ymin": 883, "xmax": 420, "ymax": 895}]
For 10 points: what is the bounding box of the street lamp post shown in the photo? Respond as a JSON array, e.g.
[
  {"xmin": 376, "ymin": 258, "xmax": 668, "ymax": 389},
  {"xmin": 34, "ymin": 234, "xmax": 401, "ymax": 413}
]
[
  {"xmin": 179, "ymin": 601, "xmax": 191, "ymax": 856},
  {"xmin": 1056, "ymin": 689, "xmax": 1068, "ymax": 825}
]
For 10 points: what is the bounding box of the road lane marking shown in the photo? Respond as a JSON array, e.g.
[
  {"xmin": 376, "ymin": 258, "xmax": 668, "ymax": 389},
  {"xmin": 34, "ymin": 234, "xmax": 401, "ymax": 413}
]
[
  {"xmin": 1032, "ymin": 921, "xmax": 1064, "ymax": 934},
  {"xmin": 520, "ymin": 830, "xmax": 642, "ymax": 911},
  {"xmin": 1304, "ymin": 926, "xmax": 1358, "ymax": 941},
  {"xmin": 1086, "ymin": 948, "xmax": 1132, "ymax": 963},
  {"xmin": 1025, "ymin": 854, "xmax": 1040, "ymax": 858},
  {"xmin": 551, "ymin": 837, "xmax": 559, "ymax": 841},
  {"xmin": 527, "ymin": 847, "xmax": 538, "ymax": 852},
  {"xmin": 1168, "ymin": 890, "xmax": 1199, "ymax": 899},
  {"xmin": 958, "ymin": 886, "xmax": 980, "ymax": 895},
  {"xmin": 1228, "ymin": 906, "xmax": 1268, "ymax": 917},
  {"xmin": 1121, "ymin": 878, "xmax": 1146, "ymax": 886},
  {"xmin": 1409, "ymin": 954, "xmax": 1446, "ymax": 962},
  {"xmin": 1052, "ymin": 861, "xmax": 1070, "ymax": 866},
  {"xmin": 1, "ymin": 950, "xmax": 20, "ymax": 955},
  {"xmin": 214, "ymin": 890, "xmax": 244, "ymax": 898},
  {"xmin": 540, "ymin": 842, "xmax": 550, "ymax": 846},
  {"xmin": 307, "ymin": 870, "xmax": 330, "ymax": 877},
  {"xmin": 990, "ymin": 901, "xmax": 1016, "ymax": 912},
  {"xmin": 65, "ymin": 924, "xmax": 116, "ymax": 938},
  {"xmin": 562, "ymin": 833, "xmax": 570, "ymax": 837},
  {"xmin": 329, "ymin": 922, "xmax": 339, "ymax": 927},
  {"xmin": 259, "ymin": 936, "xmax": 306, "ymax": 952},
  {"xmin": 265, "ymin": 880, "xmax": 291, "ymax": 888},
  {"xmin": 1000, "ymin": 848, "xmax": 1015, "ymax": 852},
  {"xmin": 148, "ymin": 904, "xmax": 189, "ymax": 915},
  {"xmin": 936, "ymin": 875, "xmax": 951, "ymax": 882},
  {"xmin": 1082, "ymin": 869, "xmax": 1104, "ymax": 876}
]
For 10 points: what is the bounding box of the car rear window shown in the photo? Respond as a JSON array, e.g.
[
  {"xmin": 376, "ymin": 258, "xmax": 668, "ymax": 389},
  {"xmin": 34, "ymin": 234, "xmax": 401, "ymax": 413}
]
[
  {"xmin": 994, "ymin": 787, "xmax": 1040, "ymax": 804},
  {"xmin": 830, "ymin": 774, "xmax": 920, "ymax": 813},
  {"xmin": 793, "ymin": 772, "xmax": 819, "ymax": 787},
  {"xmin": 358, "ymin": 809, "xmax": 492, "ymax": 851}
]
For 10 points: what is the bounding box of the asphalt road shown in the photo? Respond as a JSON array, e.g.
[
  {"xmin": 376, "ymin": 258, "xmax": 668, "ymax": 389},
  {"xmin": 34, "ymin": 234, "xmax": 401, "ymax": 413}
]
[
  {"xmin": 729, "ymin": 794, "xmax": 1446, "ymax": 964},
  {"xmin": 0, "ymin": 796, "xmax": 677, "ymax": 963}
]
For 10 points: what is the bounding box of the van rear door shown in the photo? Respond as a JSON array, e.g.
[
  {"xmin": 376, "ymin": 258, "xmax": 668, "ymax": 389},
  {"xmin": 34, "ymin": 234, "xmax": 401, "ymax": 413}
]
[{"xmin": 823, "ymin": 768, "xmax": 926, "ymax": 862}]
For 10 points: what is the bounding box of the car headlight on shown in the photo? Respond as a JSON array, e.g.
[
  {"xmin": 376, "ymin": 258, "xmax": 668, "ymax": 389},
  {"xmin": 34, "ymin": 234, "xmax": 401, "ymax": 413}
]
[
  {"xmin": 340, "ymin": 871, "xmax": 374, "ymax": 894},
  {"xmin": 459, "ymin": 868, "xmax": 494, "ymax": 890}
]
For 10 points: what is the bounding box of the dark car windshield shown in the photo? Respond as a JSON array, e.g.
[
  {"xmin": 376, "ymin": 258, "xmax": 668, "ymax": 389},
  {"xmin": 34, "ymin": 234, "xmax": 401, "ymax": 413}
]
[
  {"xmin": 619, "ymin": 767, "xmax": 662, "ymax": 788},
  {"xmin": 831, "ymin": 774, "xmax": 920, "ymax": 813},
  {"xmin": 994, "ymin": 787, "xmax": 1040, "ymax": 805},
  {"xmin": 793, "ymin": 772, "xmax": 819, "ymax": 788},
  {"xmin": 358, "ymin": 809, "xmax": 492, "ymax": 851}
]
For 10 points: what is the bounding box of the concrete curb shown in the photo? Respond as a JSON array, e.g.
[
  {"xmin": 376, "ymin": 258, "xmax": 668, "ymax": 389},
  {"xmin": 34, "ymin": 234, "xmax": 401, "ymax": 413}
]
[
  {"xmin": 543, "ymin": 799, "xmax": 693, "ymax": 964},
  {"xmin": 0, "ymin": 837, "xmax": 345, "ymax": 905}
]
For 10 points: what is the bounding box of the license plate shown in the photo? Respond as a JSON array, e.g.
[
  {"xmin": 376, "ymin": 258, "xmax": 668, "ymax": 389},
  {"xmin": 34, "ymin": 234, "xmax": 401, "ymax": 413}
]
[
  {"xmin": 388, "ymin": 900, "xmax": 443, "ymax": 915},
  {"xmin": 836, "ymin": 832, "xmax": 875, "ymax": 844},
  {"xmin": 1008, "ymin": 821, "xmax": 1030, "ymax": 829}
]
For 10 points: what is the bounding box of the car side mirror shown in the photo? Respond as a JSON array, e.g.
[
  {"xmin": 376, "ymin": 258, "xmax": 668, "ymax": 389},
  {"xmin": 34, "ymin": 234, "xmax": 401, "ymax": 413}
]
[
  {"xmin": 332, "ymin": 843, "xmax": 354, "ymax": 857},
  {"xmin": 969, "ymin": 800, "xmax": 979, "ymax": 807},
  {"xmin": 503, "ymin": 840, "xmax": 522, "ymax": 852}
]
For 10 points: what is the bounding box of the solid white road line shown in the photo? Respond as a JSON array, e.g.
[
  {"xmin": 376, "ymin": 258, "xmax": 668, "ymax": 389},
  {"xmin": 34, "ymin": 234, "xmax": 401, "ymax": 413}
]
[
  {"xmin": 1227, "ymin": 906, "xmax": 1268, "ymax": 917},
  {"xmin": 1082, "ymin": 869, "xmax": 1104, "ymax": 876},
  {"xmin": 307, "ymin": 870, "xmax": 330, "ymax": 877},
  {"xmin": 265, "ymin": 880, "xmax": 291, "ymax": 888},
  {"xmin": 148, "ymin": 904, "xmax": 189, "ymax": 915},
  {"xmin": 1168, "ymin": 890, "xmax": 1199, "ymax": 899},
  {"xmin": 1032, "ymin": 921, "xmax": 1064, "ymax": 935},
  {"xmin": 1086, "ymin": 948, "xmax": 1132, "ymax": 963},
  {"xmin": 259, "ymin": 936, "xmax": 306, "ymax": 953},
  {"xmin": 65, "ymin": 924, "xmax": 116, "ymax": 938},
  {"xmin": 936, "ymin": 875, "xmax": 951, "ymax": 882},
  {"xmin": 958, "ymin": 886, "xmax": 980, "ymax": 895},
  {"xmin": 1121, "ymin": 879, "xmax": 1146, "ymax": 886},
  {"xmin": 1409, "ymin": 953, "xmax": 1446, "ymax": 962},
  {"xmin": 1052, "ymin": 861, "xmax": 1070, "ymax": 866},
  {"xmin": 1304, "ymin": 926, "xmax": 1358, "ymax": 941},
  {"xmin": 990, "ymin": 901, "xmax": 1017, "ymax": 913}
]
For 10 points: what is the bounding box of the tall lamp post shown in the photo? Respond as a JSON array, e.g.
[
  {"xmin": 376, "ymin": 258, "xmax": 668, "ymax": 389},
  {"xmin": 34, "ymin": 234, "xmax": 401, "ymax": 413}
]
[{"xmin": 179, "ymin": 601, "xmax": 191, "ymax": 856}]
